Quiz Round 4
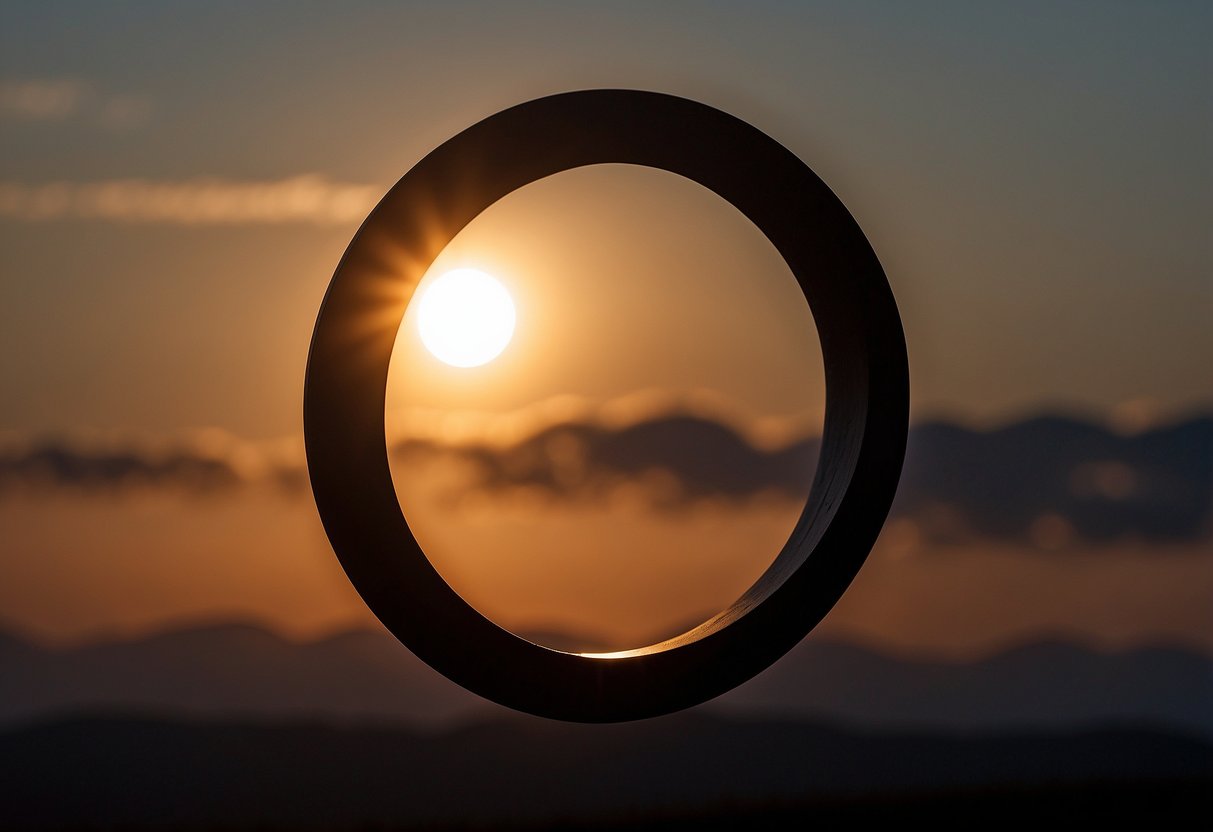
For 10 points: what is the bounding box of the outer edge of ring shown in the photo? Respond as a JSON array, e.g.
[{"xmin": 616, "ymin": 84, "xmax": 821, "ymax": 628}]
[{"xmin": 303, "ymin": 89, "xmax": 909, "ymax": 722}]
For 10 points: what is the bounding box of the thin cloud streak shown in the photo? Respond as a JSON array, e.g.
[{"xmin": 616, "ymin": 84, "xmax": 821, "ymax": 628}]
[
  {"xmin": 0, "ymin": 430, "xmax": 305, "ymax": 498},
  {"xmin": 0, "ymin": 79, "xmax": 81, "ymax": 120},
  {"xmin": 0, "ymin": 175, "xmax": 381, "ymax": 225},
  {"xmin": 0, "ymin": 79, "xmax": 151, "ymax": 130}
]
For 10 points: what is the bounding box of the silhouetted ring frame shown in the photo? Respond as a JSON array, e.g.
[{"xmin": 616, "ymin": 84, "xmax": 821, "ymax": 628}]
[{"xmin": 305, "ymin": 89, "xmax": 908, "ymax": 722}]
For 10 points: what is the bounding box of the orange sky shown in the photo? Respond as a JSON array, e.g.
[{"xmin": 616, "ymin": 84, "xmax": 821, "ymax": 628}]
[
  {"xmin": 386, "ymin": 164, "xmax": 825, "ymax": 431},
  {"xmin": 0, "ymin": 2, "xmax": 1208, "ymax": 657},
  {"xmin": 2, "ymin": 485, "xmax": 1209, "ymax": 656}
]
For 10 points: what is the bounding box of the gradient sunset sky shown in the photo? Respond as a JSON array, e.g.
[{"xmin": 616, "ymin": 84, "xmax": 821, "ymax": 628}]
[{"xmin": 0, "ymin": 2, "xmax": 1208, "ymax": 652}]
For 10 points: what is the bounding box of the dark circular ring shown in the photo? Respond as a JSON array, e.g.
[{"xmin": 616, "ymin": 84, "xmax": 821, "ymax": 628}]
[{"xmin": 304, "ymin": 89, "xmax": 908, "ymax": 723}]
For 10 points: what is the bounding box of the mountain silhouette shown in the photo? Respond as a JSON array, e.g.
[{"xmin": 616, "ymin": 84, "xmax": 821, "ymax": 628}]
[
  {"xmin": 3, "ymin": 621, "xmax": 1209, "ymax": 737},
  {"xmin": 0, "ymin": 622, "xmax": 487, "ymax": 727}
]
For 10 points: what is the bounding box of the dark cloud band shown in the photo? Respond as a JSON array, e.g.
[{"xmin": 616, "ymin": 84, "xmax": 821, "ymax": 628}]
[{"xmin": 2, "ymin": 413, "xmax": 1208, "ymax": 545}]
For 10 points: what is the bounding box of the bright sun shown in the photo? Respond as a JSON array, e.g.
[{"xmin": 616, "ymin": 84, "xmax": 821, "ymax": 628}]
[{"xmin": 417, "ymin": 268, "xmax": 516, "ymax": 368}]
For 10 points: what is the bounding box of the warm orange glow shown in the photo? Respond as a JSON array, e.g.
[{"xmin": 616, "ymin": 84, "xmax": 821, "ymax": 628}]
[{"xmin": 381, "ymin": 166, "xmax": 827, "ymax": 652}]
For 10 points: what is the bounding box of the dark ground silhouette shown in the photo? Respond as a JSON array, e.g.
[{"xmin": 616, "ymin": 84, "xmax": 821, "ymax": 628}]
[{"xmin": 1, "ymin": 713, "xmax": 1209, "ymax": 828}]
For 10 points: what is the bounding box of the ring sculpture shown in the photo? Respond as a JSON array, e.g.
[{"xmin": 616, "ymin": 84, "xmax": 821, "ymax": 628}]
[{"xmin": 304, "ymin": 89, "xmax": 909, "ymax": 723}]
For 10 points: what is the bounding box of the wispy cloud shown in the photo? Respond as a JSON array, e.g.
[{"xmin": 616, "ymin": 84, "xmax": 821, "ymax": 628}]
[
  {"xmin": 0, "ymin": 429, "xmax": 306, "ymax": 498},
  {"xmin": 0, "ymin": 80, "xmax": 82, "ymax": 120},
  {"xmin": 396, "ymin": 412, "xmax": 1211, "ymax": 544},
  {"xmin": 2, "ymin": 412, "xmax": 1207, "ymax": 545},
  {"xmin": 0, "ymin": 176, "xmax": 382, "ymax": 225},
  {"xmin": 0, "ymin": 79, "xmax": 151, "ymax": 130}
]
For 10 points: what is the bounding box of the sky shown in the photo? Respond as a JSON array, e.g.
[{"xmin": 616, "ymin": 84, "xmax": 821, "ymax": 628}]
[
  {"xmin": 1, "ymin": 1, "xmax": 1209, "ymax": 437},
  {"xmin": 0, "ymin": 1, "xmax": 1209, "ymax": 652},
  {"xmin": 387, "ymin": 165, "xmax": 824, "ymax": 436}
]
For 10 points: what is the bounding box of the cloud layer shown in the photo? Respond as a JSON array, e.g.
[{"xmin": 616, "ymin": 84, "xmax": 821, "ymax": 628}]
[
  {"xmin": 0, "ymin": 176, "xmax": 380, "ymax": 225},
  {"xmin": 0, "ymin": 80, "xmax": 81, "ymax": 120},
  {"xmin": 0, "ymin": 79, "xmax": 151, "ymax": 130},
  {"xmin": 0, "ymin": 432, "xmax": 304, "ymax": 498},
  {"xmin": 395, "ymin": 414, "xmax": 818, "ymax": 508},
  {"xmin": 1, "ymin": 413, "xmax": 1208, "ymax": 544}
]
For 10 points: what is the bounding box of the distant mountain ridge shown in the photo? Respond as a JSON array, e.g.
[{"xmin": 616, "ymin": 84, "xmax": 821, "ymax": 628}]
[{"xmin": 2, "ymin": 621, "xmax": 1209, "ymax": 737}]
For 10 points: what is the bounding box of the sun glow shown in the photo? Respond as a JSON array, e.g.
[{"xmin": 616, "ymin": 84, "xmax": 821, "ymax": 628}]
[{"xmin": 417, "ymin": 268, "xmax": 516, "ymax": 368}]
